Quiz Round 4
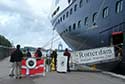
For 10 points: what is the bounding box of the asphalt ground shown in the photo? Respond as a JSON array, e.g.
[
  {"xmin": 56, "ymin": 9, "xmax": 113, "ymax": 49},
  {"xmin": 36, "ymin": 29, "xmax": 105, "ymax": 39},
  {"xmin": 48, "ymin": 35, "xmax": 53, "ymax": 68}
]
[{"xmin": 0, "ymin": 57, "xmax": 125, "ymax": 84}]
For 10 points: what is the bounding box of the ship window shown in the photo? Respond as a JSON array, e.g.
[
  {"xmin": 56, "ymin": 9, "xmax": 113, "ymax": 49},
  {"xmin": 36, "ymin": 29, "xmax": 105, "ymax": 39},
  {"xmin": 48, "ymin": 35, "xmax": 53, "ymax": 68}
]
[
  {"xmin": 79, "ymin": 0, "xmax": 83, "ymax": 8},
  {"xmin": 57, "ymin": 7, "xmax": 60, "ymax": 12},
  {"xmin": 116, "ymin": 0, "xmax": 123, "ymax": 13},
  {"xmin": 64, "ymin": 30, "xmax": 65, "ymax": 33},
  {"xmin": 84, "ymin": 17, "xmax": 88, "ymax": 26},
  {"xmin": 92, "ymin": 12, "xmax": 97, "ymax": 23},
  {"xmin": 63, "ymin": 15, "xmax": 65, "ymax": 20},
  {"xmin": 52, "ymin": 11, "xmax": 56, "ymax": 17},
  {"xmin": 52, "ymin": 6, "xmax": 60, "ymax": 17},
  {"xmin": 68, "ymin": 0, "xmax": 71, "ymax": 4},
  {"xmin": 66, "ymin": 11, "xmax": 69, "ymax": 17},
  {"xmin": 60, "ymin": 17, "xmax": 62, "ymax": 22},
  {"xmin": 70, "ymin": 8, "xmax": 73, "ymax": 15},
  {"xmin": 69, "ymin": 25, "xmax": 71, "ymax": 32},
  {"xmin": 73, "ymin": 23, "xmax": 76, "ymax": 30},
  {"xmin": 78, "ymin": 20, "xmax": 81, "ymax": 28},
  {"xmin": 58, "ymin": 19, "xmax": 60, "ymax": 24},
  {"xmin": 103, "ymin": 7, "xmax": 109, "ymax": 18},
  {"xmin": 86, "ymin": 0, "xmax": 89, "ymax": 3},
  {"xmin": 74, "ymin": 4, "xmax": 77, "ymax": 12},
  {"xmin": 66, "ymin": 29, "xmax": 68, "ymax": 32}
]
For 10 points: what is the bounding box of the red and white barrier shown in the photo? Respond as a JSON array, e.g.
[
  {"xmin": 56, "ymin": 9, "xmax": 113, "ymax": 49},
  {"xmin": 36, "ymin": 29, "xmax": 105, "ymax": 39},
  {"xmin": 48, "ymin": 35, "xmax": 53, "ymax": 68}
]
[{"xmin": 21, "ymin": 58, "xmax": 45, "ymax": 77}]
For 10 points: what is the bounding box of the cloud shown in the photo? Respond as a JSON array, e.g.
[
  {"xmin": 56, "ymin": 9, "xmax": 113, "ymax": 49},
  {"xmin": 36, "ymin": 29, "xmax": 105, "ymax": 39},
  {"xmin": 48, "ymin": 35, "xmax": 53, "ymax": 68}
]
[{"xmin": 0, "ymin": 0, "xmax": 69, "ymax": 49}]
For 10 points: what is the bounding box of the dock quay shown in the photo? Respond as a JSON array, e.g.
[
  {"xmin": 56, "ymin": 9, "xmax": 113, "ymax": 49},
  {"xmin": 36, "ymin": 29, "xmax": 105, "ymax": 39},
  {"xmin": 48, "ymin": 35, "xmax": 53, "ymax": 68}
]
[{"xmin": 0, "ymin": 57, "xmax": 125, "ymax": 84}]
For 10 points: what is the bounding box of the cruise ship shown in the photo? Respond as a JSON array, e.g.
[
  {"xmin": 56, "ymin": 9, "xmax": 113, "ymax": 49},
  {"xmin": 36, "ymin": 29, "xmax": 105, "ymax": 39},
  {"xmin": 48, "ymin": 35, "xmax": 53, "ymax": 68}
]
[{"xmin": 50, "ymin": 0, "xmax": 125, "ymax": 73}]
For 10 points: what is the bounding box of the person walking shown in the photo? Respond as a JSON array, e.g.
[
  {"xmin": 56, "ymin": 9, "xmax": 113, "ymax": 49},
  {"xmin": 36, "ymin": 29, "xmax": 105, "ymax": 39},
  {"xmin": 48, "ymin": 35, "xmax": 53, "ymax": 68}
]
[
  {"xmin": 11, "ymin": 44, "xmax": 23, "ymax": 79},
  {"xmin": 9, "ymin": 48, "xmax": 16, "ymax": 77},
  {"xmin": 63, "ymin": 48, "xmax": 71, "ymax": 72}
]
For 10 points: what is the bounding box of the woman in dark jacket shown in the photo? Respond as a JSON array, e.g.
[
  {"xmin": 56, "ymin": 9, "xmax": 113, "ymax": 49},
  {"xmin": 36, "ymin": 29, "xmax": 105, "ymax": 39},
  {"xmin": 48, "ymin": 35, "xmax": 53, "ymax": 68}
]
[
  {"xmin": 34, "ymin": 48, "xmax": 42, "ymax": 59},
  {"xmin": 9, "ymin": 48, "xmax": 16, "ymax": 77}
]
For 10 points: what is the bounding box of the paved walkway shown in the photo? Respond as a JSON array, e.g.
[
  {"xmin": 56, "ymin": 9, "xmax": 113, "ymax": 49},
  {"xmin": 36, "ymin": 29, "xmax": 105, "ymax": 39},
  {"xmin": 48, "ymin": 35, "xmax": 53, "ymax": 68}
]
[{"xmin": 0, "ymin": 57, "xmax": 125, "ymax": 84}]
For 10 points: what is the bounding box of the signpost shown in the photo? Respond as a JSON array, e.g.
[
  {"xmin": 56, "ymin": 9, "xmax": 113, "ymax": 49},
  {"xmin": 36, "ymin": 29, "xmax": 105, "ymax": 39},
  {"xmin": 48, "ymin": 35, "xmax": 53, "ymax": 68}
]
[{"xmin": 57, "ymin": 55, "xmax": 67, "ymax": 72}]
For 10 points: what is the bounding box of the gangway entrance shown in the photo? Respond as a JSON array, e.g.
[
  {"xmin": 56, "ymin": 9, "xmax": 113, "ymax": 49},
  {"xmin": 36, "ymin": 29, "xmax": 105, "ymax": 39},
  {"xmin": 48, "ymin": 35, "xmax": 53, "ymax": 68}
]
[{"xmin": 111, "ymin": 31, "xmax": 125, "ymax": 75}]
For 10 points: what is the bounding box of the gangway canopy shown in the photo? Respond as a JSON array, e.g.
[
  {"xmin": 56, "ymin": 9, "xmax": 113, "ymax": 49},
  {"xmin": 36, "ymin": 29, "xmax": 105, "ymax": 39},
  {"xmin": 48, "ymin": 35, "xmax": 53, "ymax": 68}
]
[
  {"xmin": 112, "ymin": 32, "xmax": 123, "ymax": 35},
  {"xmin": 112, "ymin": 32, "xmax": 124, "ymax": 45}
]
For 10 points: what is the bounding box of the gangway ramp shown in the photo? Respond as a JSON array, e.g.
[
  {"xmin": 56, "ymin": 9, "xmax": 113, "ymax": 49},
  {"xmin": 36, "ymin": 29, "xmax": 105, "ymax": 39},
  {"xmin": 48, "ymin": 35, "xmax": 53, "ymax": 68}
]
[{"xmin": 0, "ymin": 57, "xmax": 125, "ymax": 84}]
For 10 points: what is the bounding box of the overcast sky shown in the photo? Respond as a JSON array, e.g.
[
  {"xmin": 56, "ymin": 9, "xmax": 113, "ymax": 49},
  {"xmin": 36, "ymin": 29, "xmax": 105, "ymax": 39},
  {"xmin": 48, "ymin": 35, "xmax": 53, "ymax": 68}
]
[{"xmin": 0, "ymin": 0, "xmax": 69, "ymax": 50}]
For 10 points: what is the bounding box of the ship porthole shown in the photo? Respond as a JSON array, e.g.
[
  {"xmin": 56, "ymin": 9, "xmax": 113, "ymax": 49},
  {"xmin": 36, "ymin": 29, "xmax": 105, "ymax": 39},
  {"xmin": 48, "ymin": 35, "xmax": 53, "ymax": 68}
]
[{"xmin": 68, "ymin": 0, "xmax": 71, "ymax": 4}]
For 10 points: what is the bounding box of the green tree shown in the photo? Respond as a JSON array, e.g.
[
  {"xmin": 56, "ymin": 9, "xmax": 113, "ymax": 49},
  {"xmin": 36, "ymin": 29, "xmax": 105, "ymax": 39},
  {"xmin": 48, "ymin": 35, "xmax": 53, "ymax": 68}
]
[{"xmin": 0, "ymin": 35, "xmax": 12, "ymax": 47}]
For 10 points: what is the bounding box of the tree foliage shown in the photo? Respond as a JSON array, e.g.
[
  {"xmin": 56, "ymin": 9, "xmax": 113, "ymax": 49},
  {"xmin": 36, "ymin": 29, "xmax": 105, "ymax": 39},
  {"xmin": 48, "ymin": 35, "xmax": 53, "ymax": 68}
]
[{"xmin": 0, "ymin": 35, "xmax": 12, "ymax": 47}]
